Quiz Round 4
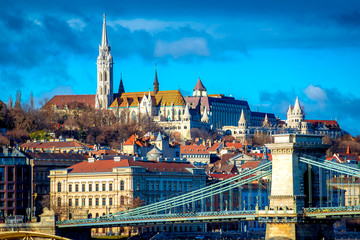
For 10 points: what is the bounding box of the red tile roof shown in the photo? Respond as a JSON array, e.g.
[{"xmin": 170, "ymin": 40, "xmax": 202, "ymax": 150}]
[
  {"xmin": 208, "ymin": 173, "xmax": 237, "ymax": 180},
  {"xmin": 240, "ymin": 161, "xmax": 261, "ymax": 170},
  {"xmin": 20, "ymin": 141, "xmax": 87, "ymax": 150},
  {"xmin": 123, "ymin": 134, "xmax": 148, "ymax": 147},
  {"xmin": 180, "ymin": 145, "xmax": 210, "ymax": 154},
  {"xmin": 41, "ymin": 95, "xmax": 95, "ymax": 110},
  {"xmin": 253, "ymin": 153, "xmax": 272, "ymax": 161},
  {"xmin": 68, "ymin": 158, "xmax": 197, "ymax": 174},
  {"xmin": 225, "ymin": 142, "xmax": 243, "ymax": 149},
  {"xmin": 208, "ymin": 142, "xmax": 222, "ymax": 151},
  {"xmin": 332, "ymin": 153, "xmax": 359, "ymax": 163},
  {"xmin": 305, "ymin": 120, "xmax": 340, "ymax": 130}
]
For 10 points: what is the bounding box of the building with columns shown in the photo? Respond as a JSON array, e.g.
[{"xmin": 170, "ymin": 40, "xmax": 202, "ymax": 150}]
[{"xmin": 49, "ymin": 155, "xmax": 206, "ymax": 235}]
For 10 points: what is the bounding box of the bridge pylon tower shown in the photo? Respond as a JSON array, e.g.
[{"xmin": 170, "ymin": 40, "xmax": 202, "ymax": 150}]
[{"xmin": 264, "ymin": 134, "xmax": 333, "ymax": 240}]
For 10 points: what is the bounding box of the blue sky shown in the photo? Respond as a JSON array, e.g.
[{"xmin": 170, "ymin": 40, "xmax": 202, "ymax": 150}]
[{"xmin": 1, "ymin": 0, "xmax": 360, "ymax": 135}]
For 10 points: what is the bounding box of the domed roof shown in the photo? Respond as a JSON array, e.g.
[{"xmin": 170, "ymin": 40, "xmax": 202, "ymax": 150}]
[{"xmin": 147, "ymin": 146, "xmax": 163, "ymax": 160}]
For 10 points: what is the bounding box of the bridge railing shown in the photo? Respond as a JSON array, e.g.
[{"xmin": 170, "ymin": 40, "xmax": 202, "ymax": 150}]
[
  {"xmin": 110, "ymin": 161, "xmax": 272, "ymax": 217},
  {"xmin": 300, "ymin": 155, "xmax": 360, "ymax": 207}
]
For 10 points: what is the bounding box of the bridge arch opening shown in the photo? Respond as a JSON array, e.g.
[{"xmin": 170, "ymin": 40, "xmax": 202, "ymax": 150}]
[{"xmin": 303, "ymin": 168, "xmax": 315, "ymax": 208}]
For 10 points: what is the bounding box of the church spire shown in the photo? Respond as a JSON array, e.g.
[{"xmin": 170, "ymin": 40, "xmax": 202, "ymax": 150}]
[
  {"xmin": 95, "ymin": 13, "xmax": 113, "ymax": 110},
  {"xmin": 101, "ymin": 13, "xmax": 108, "ymax": 47},
  {"xmin": 153, "ymin": 64, "xmax": 159, "ymax": 95},
  {"xmin": 118, "ymin": 73, "xmax": 125, "ymax": 96}
]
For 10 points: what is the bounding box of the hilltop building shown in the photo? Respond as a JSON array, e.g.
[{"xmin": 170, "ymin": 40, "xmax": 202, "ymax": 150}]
[
  {"xmin": 185, "ymin": 78, "xmax": 277, "ymax": 130},
  {"xmin": 223, "ymin": 97, "xmax": 343, "ymax": 141}
]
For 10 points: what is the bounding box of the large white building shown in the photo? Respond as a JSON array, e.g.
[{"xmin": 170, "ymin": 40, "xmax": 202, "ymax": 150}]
[
  {"xmin": 223, "ymin": 97, "xmax": 344, "ymax": 141},
  {"xmin": 49, "ymin": 155, "xmax": 207, "ymax": 235}
]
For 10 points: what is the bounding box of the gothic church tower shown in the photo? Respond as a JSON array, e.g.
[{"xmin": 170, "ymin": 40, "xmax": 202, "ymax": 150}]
[{"xmin": 95, "ymin": 14, "xmax": 113, "ymax": 109}]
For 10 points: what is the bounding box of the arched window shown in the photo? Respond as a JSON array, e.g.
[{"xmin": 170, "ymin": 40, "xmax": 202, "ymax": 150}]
[
  {"xmin": 131, "ymin": 111, "xmax": 136, "ymax": 122},
  {"xmin": 57, "ymin": 197, "xmax": 61, "ymax": 207},
  {"xmin": 104, "ymin": 85, "xmax": 107, "ymax": 95},
  {"xmin": 96, "ymin": 213, "xmax": 99, "ymax": 218},
  {"xmin": 136, "ymin": 180, "xmax": 140, "ymax": 190},
  {"xmin": 120, "ymin": 180, "xmax": 125, "ymax": 191},
  {"xmin": 120, "ymin": 196, "xmax": 125, "ymax": 205},
  {"xmin": 57, "ymin": 182, "xmax": 61, "ymax": 192}
]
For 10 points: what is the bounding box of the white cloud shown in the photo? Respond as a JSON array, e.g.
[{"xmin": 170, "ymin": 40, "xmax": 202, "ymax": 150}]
[
  {"xmin": 154, "ymin": 37, "xmax": 210, "ymax": 58},
  {"xmin": 304, "ymin": 84, "xmax": 327, "ymax": 101},
  {"xmin": 67, "ymin": 18, "xmax": 86, "ymax": 31},
  {"xmin": 108, "ymin": 18, "xmax": 206, "ymax": 33}
]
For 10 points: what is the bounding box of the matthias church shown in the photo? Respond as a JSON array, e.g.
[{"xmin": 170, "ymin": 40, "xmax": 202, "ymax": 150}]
[{"xmin": 44, "ymin": 15, "xmax": 344, "ymax": 141}]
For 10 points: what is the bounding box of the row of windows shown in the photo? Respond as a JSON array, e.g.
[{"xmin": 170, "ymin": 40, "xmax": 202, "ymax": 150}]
[
  {"xmin": 182, "ymin": 154, "xmax": 209, "ymax": 158},
  {"xmin": 58, "ymin": 196, "xmax": 127, "ymax": 207},
  {"xmin": 57, "ymin": 181, "xmax": 125, "ymax": 193},
  {"xmin": 142, "ymin": 181, "xmax": 192, "ymax": 191}
]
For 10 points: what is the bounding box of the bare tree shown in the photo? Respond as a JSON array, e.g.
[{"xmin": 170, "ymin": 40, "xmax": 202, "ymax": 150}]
[
  {"xmin": 8, "ymin": 95, "xmax": 13, "ymax": 109},
  {"xmin": 15, "ymin": 90, "xmax": 22, "ymax": 109},
  {"xmin": 30, "ymin": 91, "xmax": 34, "ymax": 110}
]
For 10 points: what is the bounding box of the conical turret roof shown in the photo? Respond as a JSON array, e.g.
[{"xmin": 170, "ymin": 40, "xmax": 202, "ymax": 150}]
[
  {"xmin": 201, "ymin": 106, "xmax": 209, "ymax": 123},
  {"xmin": 156, "ymin": 131, "xmax": 163, "ymax": 141},
  {"xmin": 118, "ymin": 73, "xmax": 125, "ymax": 95},
  {"xmin": 193, "ymin": 78, "xmax": 206, "ymax": 91},
  {"xmin": 239, "ymin": 109, "xmax": 246, "ymax": 123},
  {"xmin": 294, "ymin": 97, "xmax": 301, "ymax": 110}
]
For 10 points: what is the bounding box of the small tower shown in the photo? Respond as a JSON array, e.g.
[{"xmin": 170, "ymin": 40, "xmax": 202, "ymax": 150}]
[
  {"xmin": 286, "ymin": 97, "xmax": 305, "ymax": 129},
  {"xmin": 95, "ymin": 14, "xmax": 113, "ymax": 110},
  {"xmin": 117, "ymin": 73, "xmax": 125, "ymax": 96},
  {"xmin": 238, "ymin": 109, "xmax": 247, "ymax": 129},
  {"xmin": 182, "ymin": 103, "xmax": 191, "ymax": 122},
  {"xmin": 201, "ymin": 106, "xmax": 210, "ymax": 123},
  {"xmin": 262, "ymin": 114, "xmax": 270, "ymax": 127},
  {"xmin": 156, "ymin": 131, "xmax": 165, "ymax": 150},
  {"xmin": 193, "ymin": 78, "xmax": 207, "ymax": 97},
  {"xmin": 153, "ymin": 65, "xmax": 159, "ymax": 95}
]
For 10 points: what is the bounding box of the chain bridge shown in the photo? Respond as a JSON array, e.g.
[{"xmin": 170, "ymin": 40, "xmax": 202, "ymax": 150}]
[{"xmin": 56, "ymin": 134, "xmax": 360, "ymax": 239}]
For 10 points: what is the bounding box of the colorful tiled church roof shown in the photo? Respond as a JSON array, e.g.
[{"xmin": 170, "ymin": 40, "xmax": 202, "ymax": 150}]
[
  {"xmin": 109, "ymin": 90, "xmax": 186, "ymax": 108},
  {"xmin": 42, "ymin": 95, "xmax": 95, "ymax": 110}
]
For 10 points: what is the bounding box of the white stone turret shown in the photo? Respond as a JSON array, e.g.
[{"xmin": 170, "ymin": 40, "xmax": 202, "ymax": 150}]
[
  {"xmin": 262, "ymin": 114, "xmax": 270, "ymax": 127},
  {"xmin": 95, "ymin": 14, "xmax": 113, "ymax": 110},
  {"xmin": 238, "ymin": 109, "xmax": 247, "ymax": 129},
  {"xmin": 201, "ymin": 106, "xmax": 209, "ymax": 123},
  {"xmin": 182, "ymin": 103, "xmax": 191, "ymax": 121},
  {"xmin": 286, "ymin": 97, "xmax": 305, "ymax": 129}
]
